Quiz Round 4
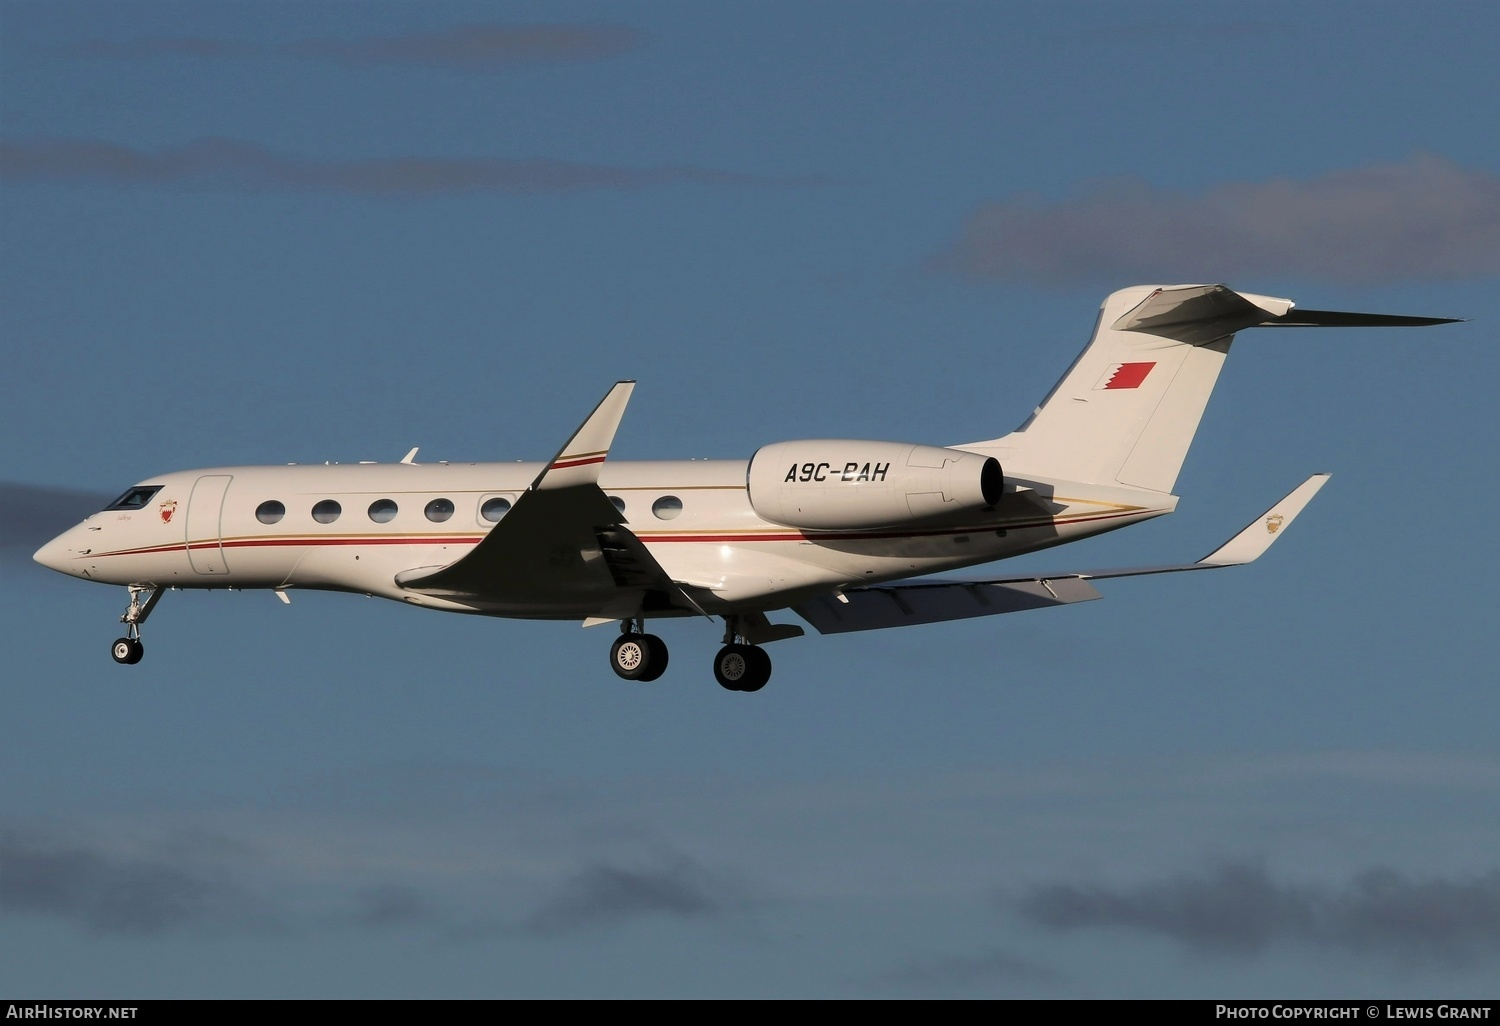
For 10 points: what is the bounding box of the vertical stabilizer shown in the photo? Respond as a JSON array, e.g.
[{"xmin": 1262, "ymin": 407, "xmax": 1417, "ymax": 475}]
[{"xmin": 966, "ymin": 285, "xmax": 1296, "ymax": 493}]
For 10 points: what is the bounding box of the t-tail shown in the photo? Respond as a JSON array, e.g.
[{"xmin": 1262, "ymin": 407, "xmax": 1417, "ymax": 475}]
[{"xmin": 962, "ymin": 284, "xmax": 1458, "ymax": 493}]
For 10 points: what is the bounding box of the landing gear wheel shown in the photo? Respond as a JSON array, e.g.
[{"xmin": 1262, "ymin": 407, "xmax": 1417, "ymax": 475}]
[
  {"xmin": 636, "ymin": 634, "xmax": 669, "ymax": 682},
  {"xmin": 111, "ymin": 637, "xmax": 143, "ymax": 664},
  {"xmin": 741, "ymin": 647, "xmax": 770, "ymax": 692},
  {"xmin": 610, "ymin": 633, "xmax": 668, "ymax": 681},
  {"xmin": 714, "ymin": 644, "xmax": 771, "ymax": 692}
]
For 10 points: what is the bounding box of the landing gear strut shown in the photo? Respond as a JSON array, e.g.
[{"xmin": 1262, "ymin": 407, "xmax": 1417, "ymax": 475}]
[
  {"xmin": 111, "ymin": 585, "xmax": 163, "ymax": 665},
  {"xmin": 609, "ymin": 620, "xmax": 669, "ymax": 681},
  {"xmin": 714, "ymin": 617, "xmax": 771, "ymax": 692}
]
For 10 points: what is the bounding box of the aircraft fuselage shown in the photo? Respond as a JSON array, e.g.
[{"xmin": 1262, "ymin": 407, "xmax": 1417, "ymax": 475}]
[{"xmin": 33, "ymin": 458, "xmax": 1174, "ymax": 618}]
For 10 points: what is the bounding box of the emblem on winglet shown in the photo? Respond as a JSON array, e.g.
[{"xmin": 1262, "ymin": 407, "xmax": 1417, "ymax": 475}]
[{"xmin": 1265, "ymin": 513, "xmax": 1284, "ymax": 535}]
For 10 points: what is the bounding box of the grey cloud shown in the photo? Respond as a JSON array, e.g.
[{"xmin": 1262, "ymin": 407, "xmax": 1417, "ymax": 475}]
[
  {"xmin": 1018, "ymin": 861, "xmax": 1500, "ymax": 965},
  {"xmin": 348, "ymin": 884, "xmax": 441, "ymax": 929},
  {"xmin": 65, "ymin": 23, "xmax": 642, "ymax": 69},
  {"xmin": 0, "ymin": 483, "xmax": 108, "ymax": 551},
  {"xmin": 0, "ymin": 830, "xmax": 262, "ymax": 935},
  {"xmin": 0, "ymin": 826, "xmax": 465, "ymax": 937},
  {"xmin": 0, "ymin": 138, "xmax": 823, "ymax": 194},
  {"xmin": 524, "ymin": 854, "xmax": 739, "ymax": 934},
  {"xmin": 934, "ymin": 155, "xmax": 1500, "ymax": 285}
]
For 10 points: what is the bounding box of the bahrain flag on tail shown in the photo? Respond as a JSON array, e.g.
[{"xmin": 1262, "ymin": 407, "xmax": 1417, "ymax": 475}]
[{"xmin": 1097, "ymin": 362, "xmax": 1155, "ymax": 390}]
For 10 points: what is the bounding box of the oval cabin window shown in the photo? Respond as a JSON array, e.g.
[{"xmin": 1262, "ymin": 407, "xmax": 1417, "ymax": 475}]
[{"xmin": 652, "ymin": 496, "xmax": 684, "ymax": 520}]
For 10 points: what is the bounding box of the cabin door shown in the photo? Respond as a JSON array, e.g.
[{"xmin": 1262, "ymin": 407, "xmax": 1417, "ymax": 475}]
[{"xmin": 187, "ymin": 474, "xmax": 232, "ymax": 575}]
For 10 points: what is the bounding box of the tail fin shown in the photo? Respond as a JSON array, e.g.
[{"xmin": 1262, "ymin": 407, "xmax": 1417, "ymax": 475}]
[{"xmin": 964, "ymin": 284, "xmax": 1456, "ymax": 494}]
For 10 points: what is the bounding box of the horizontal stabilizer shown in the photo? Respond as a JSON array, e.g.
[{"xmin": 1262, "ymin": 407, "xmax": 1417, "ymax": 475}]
[
  {"xmin": 1113, "ymin": 284, "xmax": 1293, "ymax": 344},
  {"xmin": 793, "ymin": 474, "xmax": 1328, "ymax": 635},
  {"xmin": 1263, "ymin": 309, "xmax": 1463, "ymax": 329},
  {"xmin": 1113, "ymin": 285, "xmax": 1461, "ymax": 345}
]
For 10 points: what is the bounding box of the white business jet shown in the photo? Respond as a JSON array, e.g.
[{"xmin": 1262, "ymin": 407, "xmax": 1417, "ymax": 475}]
[{"xmin": 34, "ymin": 284, "xmax": 1456, "ymax": 691}]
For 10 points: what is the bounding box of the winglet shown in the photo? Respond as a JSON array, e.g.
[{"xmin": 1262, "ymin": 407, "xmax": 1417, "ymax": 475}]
[
  {"xmin": 530, "ymin": 381, "xmax": 636, "ymax": 491},
  {"xmin": 1198, "ymin": 473, "xmax": 1331, "ymax": 566}
]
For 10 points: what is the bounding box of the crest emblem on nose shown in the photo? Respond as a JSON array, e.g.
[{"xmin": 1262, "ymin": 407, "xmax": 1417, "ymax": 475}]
[{"xmin": 159, "ymin": 500, "xmax": 178, "ymax": 524}]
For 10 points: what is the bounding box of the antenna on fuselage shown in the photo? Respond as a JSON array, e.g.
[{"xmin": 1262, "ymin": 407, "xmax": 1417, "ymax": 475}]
[{"xmin": 400, "ymin": 447, "xmax": 419, "ymax": 465}]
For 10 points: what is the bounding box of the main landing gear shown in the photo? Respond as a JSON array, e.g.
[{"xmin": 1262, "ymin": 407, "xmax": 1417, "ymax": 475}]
[
  {"xmin": 712, "ymin": 615, "xmax": 772, "ymax": 692},
  {"xmin": 110, "ymin": 585, "xmax": 163, "ymax": 665},
  {"xmin": 607, "ymin": 616, "xmax": 773, "ymax": 692},
  {"xmin": 712, "ymin": 643, "xmax": 770, "ymax": 693},
  {"xmin": 609, "ymin": 621, "xmax": 669, "ymax": 682}
]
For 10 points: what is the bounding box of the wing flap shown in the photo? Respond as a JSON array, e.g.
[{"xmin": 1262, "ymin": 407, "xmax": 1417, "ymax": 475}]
[{"xmin": 794, "ymin": 578, "xmax": 1102, "ymax": 635}]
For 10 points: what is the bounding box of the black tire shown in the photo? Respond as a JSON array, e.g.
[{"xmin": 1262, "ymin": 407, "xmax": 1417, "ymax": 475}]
[
  {"xmin": 636, "ymin": 634, "xmax": 669, "ymax": 681},
  {"xmin": 112, "ymin": 638, "xmax": 143, "ymax": 665},
  {"xmin": 714, "ymin": 644, "xmax": 769, "ymax": 691},
  {"xmin": 739, "ymin": 646, "xmax": 771, "ymax": 692},
  {"xmin": 611, "ymin": 634, "xmax": 666, "ymax": 681}
]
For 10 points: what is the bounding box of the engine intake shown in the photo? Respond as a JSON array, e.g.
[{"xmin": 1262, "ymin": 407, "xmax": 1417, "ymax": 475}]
[{"xmin": 747, "ymin": 440, "xmax": 1002, "ymax": 530}]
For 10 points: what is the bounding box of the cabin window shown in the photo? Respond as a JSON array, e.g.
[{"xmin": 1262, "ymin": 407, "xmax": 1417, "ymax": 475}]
[
  {"xmin": 609, "ymin": 496, "xmax": 626, "ymax": 514},
  {"xmin": 104, "ymin": 486, "xmax": 162, "ymax": 511},
  {"xmin": 425, "ymin": 498, "xmax": 455, "ymax": 523},
  {"xmin": 368, "ymin": 499, "xmax": 398, "ymax": 523},
  {"xmin": 255, "ymin": 500, "xmax": 286, "ymax": 525},
  {"xmin": 480, "ymin": 496, "xmax": 512, "ymax": 523},
  {"xmin": 651, "ymin": 496, "xmax": 684, "ymax": 520},
  {"xmin": 311, "ymin": 499, "xmax": 342, "ymax": 524}
]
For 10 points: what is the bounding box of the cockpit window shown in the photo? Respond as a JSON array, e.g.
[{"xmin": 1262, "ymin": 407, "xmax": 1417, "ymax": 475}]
[{"xmin": 104, "ymin": 486, "xmax": 162, "ymax": 511}]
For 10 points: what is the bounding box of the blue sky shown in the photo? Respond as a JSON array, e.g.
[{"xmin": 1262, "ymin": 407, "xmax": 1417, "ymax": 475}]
[{"xmin": 3, "ymin": 0, "xmax": 1499, "ymax": 999}]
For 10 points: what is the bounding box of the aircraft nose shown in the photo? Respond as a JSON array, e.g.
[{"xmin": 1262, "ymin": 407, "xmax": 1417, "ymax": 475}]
[{"xmin": 33, "ymin": 530, "xmax": 77, "ymax": 573}]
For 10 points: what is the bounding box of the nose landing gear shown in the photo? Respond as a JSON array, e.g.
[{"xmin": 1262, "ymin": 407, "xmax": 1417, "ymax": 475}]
[
  {"xmin": 111, "ymin": 636, "xmax": 143, "ymax": 664},
  {"xmin": 110, "ymin": 585, "xmax": 163, "ymax": 665}
]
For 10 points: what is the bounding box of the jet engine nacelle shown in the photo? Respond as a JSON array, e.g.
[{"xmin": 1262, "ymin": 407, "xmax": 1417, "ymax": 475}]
[{"xmin": 746, "ymin": 440, "xmax": 1003, "ymax": 531}]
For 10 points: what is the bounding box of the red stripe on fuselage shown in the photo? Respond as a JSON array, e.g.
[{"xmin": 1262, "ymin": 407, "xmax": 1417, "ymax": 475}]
[{"xmin": 83, "ymin": 507, "xmax": 1154, "ymax": 560}]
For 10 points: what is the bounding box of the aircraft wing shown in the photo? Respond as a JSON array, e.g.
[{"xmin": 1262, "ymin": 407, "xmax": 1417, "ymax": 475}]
[
  {"xmin": 396, "ymin": 381, "xmax": 704, "ymax": 617},
  {"xmin": 792, "ymin": 474, "xmax": 1329, "ymax": 635}
]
